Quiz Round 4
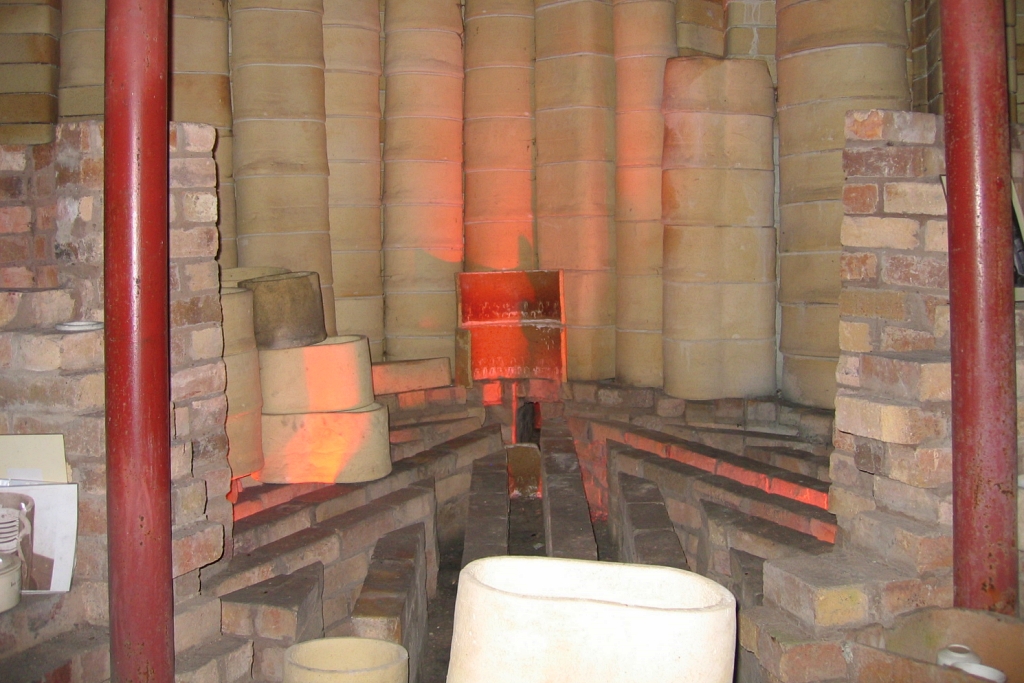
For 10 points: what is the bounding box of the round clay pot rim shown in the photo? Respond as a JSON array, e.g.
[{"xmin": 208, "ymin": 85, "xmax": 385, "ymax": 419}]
[
  {"xmin": 461, "ymin": 556, "xmax": 736, "ymax": 614},
  {"xmin": 285, "ymin": 637, "xmax": 408, "ymax": 674},
  {"xmin": 55, "ymin": 321, "xmax": 103, "ymax": 332}
]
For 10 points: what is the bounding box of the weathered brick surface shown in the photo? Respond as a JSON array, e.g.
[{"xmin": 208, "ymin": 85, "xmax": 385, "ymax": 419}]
[
  {"xmin": 616, "ymin": 473, "xmax": 688, "ymax": 570},
  {"xmin": 338, "ymin": 524, "xmax": 428, "ymax": 683},
  {"xmin": 461, "ymin": 451, "xmax": 509, "ymax": 568},
  {"xmin": 0, "ymin": 122, "xmax": 229, "ymax": 660}
]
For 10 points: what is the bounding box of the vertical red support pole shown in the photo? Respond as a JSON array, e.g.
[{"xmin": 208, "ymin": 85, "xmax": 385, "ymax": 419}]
[
  {"xmin": 941, "ymin": 0, "xmax": 1019, "ymax": 615},
  {"xmin": 104, "ymin": 0, "xmax": 175, "ymax": 677}
]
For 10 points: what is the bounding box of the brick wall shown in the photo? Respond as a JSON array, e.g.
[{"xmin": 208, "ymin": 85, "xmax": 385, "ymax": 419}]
[
  {"xmin": 833, "ymin": 109, "xmax": 1024, "ymax": 613},
  {"xmin": 0, "ymin": 121, "xmax": 231, "ymax": 655}
]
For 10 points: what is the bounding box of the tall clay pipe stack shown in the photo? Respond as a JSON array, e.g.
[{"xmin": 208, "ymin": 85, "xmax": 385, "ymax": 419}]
[
  {"xmin": 535, "ymin": 0, "xmax": 617, "ymax": 380},
  {"xmin": 612, "ymin": 0, "xmax": 677, "ymax": 387},
  {"xmin": 775, "ymin": 0, "xmax": 909, "ymax": 407},
  {"xmin": 323, "ymin": 0, "xmax": 386, "ymax": 360},
  {"xmin": 463, "ymin": 0, "xmax": 537, "ymax": 273},
  {"xmin": 231, "ymin": 0, "xmax": 338, "ymax": 335},
  {"xmin": 382, "ymin": 0, "xmax": 465, "ymax": 365}
]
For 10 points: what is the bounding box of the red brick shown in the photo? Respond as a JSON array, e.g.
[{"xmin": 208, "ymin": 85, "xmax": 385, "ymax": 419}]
[
  {"xmin": 170, "ymin": 293, "xmax": 221, "ymax": 328},
  {"xmin": 843, "ymin": 184, "xmax": 880, "ymax": 214},
  {"xmin": 170, "ymin": 225, "xmax": 219, "ymax": 259},
  {"xmin": 843, "ymin": 146, "xmax": 940, "ymax": 178},
  {"xmin": 839, "ymin": 288, "xmax": 908, "ymax": 321},
  {"xmin": 0, "ymin": 234, "xmax": 33, "ymax": 265},
  {"xmin": 0, "ymin": 266, "xmax": 34, "ymax": 288},
  {"xmin": 0, "ymin": 206, "xmax": 31, "ymax": 234},
  {"xmin": 881, "ymin": 326, "xmax": 936, "ymax": 352},
  {"xmin": 881, "ymin": 254, "xmax": 948, "ymax": 289},
  {"xmin": 840, "ymin": 252, "xmax": 877, "ymax": 282}
]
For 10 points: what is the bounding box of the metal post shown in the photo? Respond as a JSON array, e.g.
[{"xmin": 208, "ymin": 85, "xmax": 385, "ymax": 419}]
[
  {"xmin": 941, "ymin": 0, "xmax": 1019, "ymax": 615},
  {"xmin": 104, "ymin": 0, "xmax": 175, "ymax": 676}
]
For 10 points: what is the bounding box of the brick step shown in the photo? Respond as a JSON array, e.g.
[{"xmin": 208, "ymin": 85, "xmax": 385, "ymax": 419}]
[
  {"xmin": 205, "ymin": 483, "xmax": 435, "ymax": 599},
  {"xmin": 389, "ymin": 413, "xmax": 485, "ymax": 461},
  {"xmin": 702, "ymin": 502, "xmax": 832, "ymax": 609},
  {"xmin": 371, "ymin": 357, "xmax": 453, "ymax": 396},
  {"xmin": 541, "ymin": 429, "xmax": 598, "ymax": 561},
  {"xmin": 0, "ymin": 624, "xmax": 109, "ymax": 683},
  {"xmin": 174, "ymin": 595, "xmax": 222, "ymax": 655},
  {"xmin": 656, "ymin": 421, "xmax": 830, "ymax": 458},
  {"xmin": 221, "ymin": 563, "xmax": 324, "ymax": 682},
  {"xmin": 845, "ymin": 508, "xmax": 953, "ymax": 574},
  {"xmin": 615, "ymin": 473, "xmax": 688, "ymax": 570},
  {"xmin": 743, "ymin": 445, "xmax": 831, "ymax": 483},
  {"xmin": 174, "ymin": 634, "xmax": 253, "ymax": 683},
  {"xmin": 762, "ymin": 548, "xmax": 951, "ymax": 634},
  {"xmin": 462, "ymin": 451, "xmax": 509, "ymax": 568},
  {"xmin": 335, "ymin": 524, "xmax": 429, "ymax": 683},
  {"xmin": 590, "ymin": 420, "xmax": 831, "ymax": 511},
  {"xmin": 739, "ymin": 605, "xmax": 847, "ymax": 683},
  {"xmin": 232, "ymin": 425, "xmax": 502, "ymax": 542},
  {"xmin": 388, "ymin": 402, "xmax": 481, "ymax": 431},
  {"xmin": 593, "ymin": 417, "xmax": 831, "ymax": 511},
  {"xmin": 611, "ymin": 445, "xmax": 837, "ymax": 546}
]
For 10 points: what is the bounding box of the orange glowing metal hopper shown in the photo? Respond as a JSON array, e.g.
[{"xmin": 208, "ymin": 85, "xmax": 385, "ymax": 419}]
[{"xmin": 456, "ymin": 271, "xmax": 567, "ymax": 385}]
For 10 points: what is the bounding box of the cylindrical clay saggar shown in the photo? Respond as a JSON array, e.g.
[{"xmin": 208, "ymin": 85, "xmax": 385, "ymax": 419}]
[
  {"xmin": 463, "ymin": 0, "xmax": 537, "ymax": 272},
  {"xmin": 231, "ymin": 0, "xmax": 337, "ymax": 335},
  {"xmin": 535, "ymin": 0, "xmax": 617, "ymax": 380},
  {"xmin": 662, "ymin": 56, "xmax": 776, "ymax": 400},
  {"xmin": 776, "ymin": 0, "xmax": 909, "ymax": 408},
  {"xmin": 323, "ymin": 0, "xmax": 385, "ymax": 360},
  {"xmin": 613, "ymin": 0, "xmax": 677, "ymax": 387},
  {"xmin": 382, "ymin": 0, "xmax": 465, "ymax": 364}
]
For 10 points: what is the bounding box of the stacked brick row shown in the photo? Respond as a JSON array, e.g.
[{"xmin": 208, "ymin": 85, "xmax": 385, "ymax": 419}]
[
  {"xmin": 0, "ymin": 140, "xmax": 57, "ymax": 289},
  {"xmin": 831, "ymin": 110, "xmax": 954, "ymax": 586},
  {"xmin": 0, "ymin": 0, "xmax": 60, "ymax": 144},
  {"xmin": 0, "ymin": 122, "xmax": 233, "ymax": 654}
]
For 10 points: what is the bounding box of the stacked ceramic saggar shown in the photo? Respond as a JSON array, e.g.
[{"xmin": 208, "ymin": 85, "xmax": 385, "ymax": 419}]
[
  {"xmin": 675, "ymin": 0, "xmax": 724, "ymax": 56},
  {"xmin": 257, "ymin": 335, "xmax": 390, "ymax": 483},
  {"xmin": 612, "ymin": 0, "xmax": 677, "ymax": 387},
  {"xmin": 231, "ymin": 0, "xmax": 338, "ymax": 335},
  {"xmin": 722, "ymin": 0, "xmax": 777, "ymax": 82},
  {"xmin": 776, "ymin": 0, "xmax": 909, "ymax": 408},
  {"xmin": 58, "ymin": 0, "xmax": 104, "ymax": 119},
  {"xmin": 322, "ymin": 0, "xmax": 386, "ymax": 361},
  {"xmin": 170, "ymin": 0, "xmax": 235, "ymax": 266},
  {"xmin": 0, "ymin": 0, "xmax": 59, "ymax": 144},
  {"xmin": 535, "ymin": 0, "xmax": 616, "ymax": 380},
  {"xmin": 382, "ymin": 0, "xmax": 464, "ymax": 365},
  {"xmin": 661, "ymin": 57, "xmax": 776, "ymax": 399},
  {"xmin": 463, "ymin": 0, "xmax": 537, "ymax": 272},
  {"xmin": 221, "ymin": 286, "xmax": 265, "ymax": 480}
]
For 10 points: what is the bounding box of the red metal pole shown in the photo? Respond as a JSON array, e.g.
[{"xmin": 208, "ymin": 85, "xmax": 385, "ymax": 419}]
[
  {"xmin": 104, "ymin": 0, "xmax": 175, "ymax": 677},
  {"xmin": 941, "ymin": 0, "xmax": 1019, "ymax": 615}
]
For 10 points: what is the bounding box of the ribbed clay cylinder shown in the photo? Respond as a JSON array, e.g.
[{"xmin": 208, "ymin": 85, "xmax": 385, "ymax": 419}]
[
  {"xmin": 231, "ymin": 0, "xmax": 337, "ymax": 335},
  {"xmin": 463, "ymin": 0, "xmax": 537, "ymax": 272},
  {"xmin": 613, "ymin": 0, "xmax": 676, "ymax": 387},
  {"xmin": 676, "ymin": 0, "xmax": 724, "ymax": 56},
  {"xmin": 535, "ymin": 0, "xmax": 616, "ymax": 380},
  {"xmin": 723, "ymin": 0, "xmax": 777, "ymax": 82},
  {"xmin": 171, "ymin": 0, "xmax": 235, "ymax": 266},
  {"xmin": 776, "ymin": 0, "xmax": 909, "ymax": 408},
  {"xmin": 662, "ymin": 57, "xmax": 776, "ymax": 400},
  {"xmin": 0, "ymin": 0, "xmax": 59, "ymax": 144},
  {"xmin": 58, "ymin": 0, "xmax": 104, "ymax": 119},
  {"xmin": 382, "ymin": 0, "xmax": 464, "ymax": 364},
  {"xmin": 323, "ymin": 0, "xmax": 385, "ymax": 360},
  {"xmin": 221, "ymin": 287, "xmax": 265, "ymax": 478}
]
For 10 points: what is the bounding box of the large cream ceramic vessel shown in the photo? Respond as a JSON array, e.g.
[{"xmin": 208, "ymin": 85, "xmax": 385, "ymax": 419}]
[
  {"xmin": 284, "ymin": 638, "xmax": 408, "ymax": 683},
  {"xmin": 448, "ymin": 556, "xmax": 737, "ymax": 683}
]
